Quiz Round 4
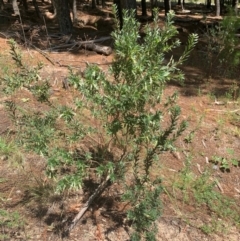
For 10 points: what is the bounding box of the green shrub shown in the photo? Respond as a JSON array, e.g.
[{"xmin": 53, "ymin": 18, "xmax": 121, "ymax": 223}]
[
  {"xmin": 1, "ymin": 9, "xmax": 198, "ymax": 240},
  {"xmin": 202, "ymin": 13, "xmax": 240, "ymax": 78}
]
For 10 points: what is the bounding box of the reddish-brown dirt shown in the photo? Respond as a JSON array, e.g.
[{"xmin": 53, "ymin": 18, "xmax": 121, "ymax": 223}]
[{"xmin": 0, "ymin": 1, "xmax": 240, "ymax": 241}]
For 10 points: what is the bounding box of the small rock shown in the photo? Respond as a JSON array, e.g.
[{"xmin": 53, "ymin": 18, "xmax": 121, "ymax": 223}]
[
  {"xmin": 16, "ymin": 190, "xmax": 22, "ymax": 195},
  {"xmin": 172, "ymin": 151, "xmax": 181, "ymax": 160}
]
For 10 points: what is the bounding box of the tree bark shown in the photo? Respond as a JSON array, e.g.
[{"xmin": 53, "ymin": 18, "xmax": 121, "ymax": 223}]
[
  {"xmin": 141, "ymin": 0, "xmax": 147, "ymax": 16},
  {"xmin": 12, "ymin": 0, "xmax": 20, "ymax": 15},
  {"xmin": 0, "ymin": 0, "xmax": 4, "ymax": 10},
  {"xmin": 232, "ymin": 0, "xmax": 237, "ymax": 7},
  {"xmin": 120, "ymin": 0, "xmax": 137, "ymax": 10},
  {"xmin": 151, "ymin": 0, "xmax": 158, "ymax": 17},
  {"xmin": 232, "ymin": 0, "xmax": 238, "ymax": 14},
  {"xmin": 216, "ymin": 0, "xmax": 220, "ymax": 16},
  {"xmin": 164, "ymin": 0, "xmax": 170, "ymax": 15},
  {"xmin": 92, "ymin": 0, "xmax": 96, "ymax": 9},
  {"xmin": 177, "ymin": 0, "xmax": 185, "ymax": 10},
  {"xmin": 220, "ymin": 0, "xmax": 224, "ymax": 15},
  {"xmin": 54, "ymin": 0, "xmax": 73, "ymax": 34},
  {"xmin": 102, "ymin": 0, "xmax": 105, "ymax": 8},
  {"xmin": 114, "ymin": 0, "xmax": 136, "ymax": 29},
  {"xmin": 114, "ymin": 0, "xmax": 123, "ymax": 28},
  {"xmin": 51, "ymin": 0, "xmax": 57, "ymax": 18},
  {"xmin": 21, "ymin": 0, "xmax": 28, "ymax": 11},
  {"xmin": 70, "ymin": 0, "xmax": 77, "ymax": 23},
  {"xmin": 206, "ymin": 0, "xmax": 211, "ymax": 8},
  {"xmin": 177, "ymin": 0, "xmax": 185, "ymax": 5},
  {"xmin": 33, "ymin": 0, "xmax": 42, "ymax": 18}
]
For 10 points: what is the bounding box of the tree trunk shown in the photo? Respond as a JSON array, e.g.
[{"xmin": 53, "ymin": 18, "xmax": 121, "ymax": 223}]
[
  {"xmin": 180, "ymin": 0, "xmax": 185, "ymax": 10},
  {"xmin": 151, "ymin": 0, "xmax": 158, "ymax": 17},
  {"xmin": 164, "ymin": 0, "xmax": 170, "ymax": 15},
  {"xmin": 220, "ymin": 0, "xmax": 224, "ymax": 14},
  {"xmin": 33, "ymin": 0, "xmax": 42, "ymax": 18},
  {"xmin": 114, "ymin": 0, "xmax": 137, "ymax": 29},
  {"xmin": 51, "ymin": 0, "xmax": 57, "ymax": 18},
  {"xmin": 12, "ymin": 0, "xmax": 20, "ymax": 15},
  {"xmin": 92, "ymin": 0, "xmax": 96, "ymax": 8},
  {"xmin": 114, "ymin": 0, "xmax": 123, "ymax": 28},
  {"xmin": 232, "ymin": 0, "xmax": 238, "ymax": 14},
  {"xmin": 177, "ymin": 0, "xmax": 185, "ymax": 8},
  {"xmin": 232, "ymin": 0, "xmax": 237, "ymax": 7},
  {"xmin": 72, "ymin": 0, "xmax": 77, "ymax": 22},
  {"xmin": 151, "ymin": 0, "xmax": 157, "ymax": 9},
  {"xmin": 216, "ymin": 0, "xmax": 220, "ymax": 16},
  {"xmin": 141, "ymin": 0, "xmax": 147, "ymax": 16},
  {"xmin": 0, "ymin": 0, "xmax": 4, "ymax": 10},
  {"xmin": 54, "ymin": 0, "xmax": 73, "ymax": 34},
  {"xmin": 206, "ymin": 0, "xmax": 211, "ymax": 8},
  {"xmin": 21, "ymin": 0, "xmax": 28, "ymax": 11},
  {"xmin": 120, "ymin": 0, "xmax": 137, "ymax": 10},
  {"xmin": 102, "ymin": 0, "xmax": 105, "ymax": 8}
]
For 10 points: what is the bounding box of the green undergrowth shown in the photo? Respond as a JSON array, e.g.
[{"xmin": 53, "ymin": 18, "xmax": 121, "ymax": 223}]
[
  {"xmin": 0, "ymin": 136, "xmax": 24, "ymax": 167},
  {"xmin": 0, "ymin": 209, "xmax": 26, "ymax": 240},
  {"xmin": 168, "ymin": 154, "xmax": 240, "ymax": 234}
]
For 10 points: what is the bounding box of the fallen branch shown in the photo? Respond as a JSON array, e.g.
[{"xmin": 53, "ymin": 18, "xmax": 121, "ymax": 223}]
[
  {"xmin": 201, "ymin": 139, "xmax": 207, "ymax": 148},
  {"xmin": 206, "ymin": 108, "xmax": 240, "ymax": 113},
  {"xmin": 46, "ymin": 36, "xmax": 113, "ymax": 56},
  {"xmin": 29, "ymin": 42, "xmax": 55, "ymax": 65},
  {"xmin": 82, "ymin": 42, "xmax": 112, "ymax": 55},
  {"xmin": 66, "ymin": 175, "xmax": 111, "ymax": 233},
  {"xmin": 213, "ymin": 178, "xmax": 224, "ymax": 193}
]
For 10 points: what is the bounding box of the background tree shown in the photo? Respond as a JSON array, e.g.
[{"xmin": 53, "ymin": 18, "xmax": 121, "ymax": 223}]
[
  {"xmin": 232, "ymin": 0, "xmax": 238, "ymax": 14},
  {"xmin": 0, "ymin": 0, "xmax": 4, "ymax": 10},
  {"xmin": 177, "ymin": 0, "xmax": 185, "ymax": 11},
  {"xmin": 164, "ymin": 0, "xmax": 171, "ymax": 15},
  {"xmin": 216, "ymin": 0, "xmax": 221, "ymax": 16},
  {"xmin": 206, "ymin": 0, "xmax": 211, "ymax": 8},
  {"xmin": 92, "ymin": 0, "xmax": 97, "ymax": 9},
  {"xmin": 150, "ymin": 0, "xmax": 158, "ymax": 17},
  {"xmin": 12, "ymin": 0, "xmax": 20, "ymax": 15},
  {"xmin": 114, "ymin": 0, "xmax": 137, "ymax": 28},
  {"xmin": 69, "ymin": 0, "xmax": 78, "ymax": 23},
  {"xmin": 177, "ymin": 0, "xmax": 185, "ymax": 5},
  {"xmin": 121, "ymin": 0, "xmax": 137, "ymax": 10},
  {"xmin": 54, "ymin": 0, "xmax": 73, "ymax": 34},
  {"xmin": 141, "ymin": 0, "xmax": 147, "ymax": 16}
]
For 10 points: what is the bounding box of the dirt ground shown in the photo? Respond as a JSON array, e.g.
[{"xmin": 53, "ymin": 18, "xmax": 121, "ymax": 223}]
[{"xmin": 0, "ymin": 1, "xmax": 240, "ymax": 241}]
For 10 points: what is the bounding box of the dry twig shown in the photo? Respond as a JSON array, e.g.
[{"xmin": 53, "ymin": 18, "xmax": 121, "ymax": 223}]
[
  {"xmin": 206, "ymin": 108, "xmax": 240, "ymax": 113},
  {"xmin": 67, "ymin": 175, "xmax": 111, "ymax": 233}
]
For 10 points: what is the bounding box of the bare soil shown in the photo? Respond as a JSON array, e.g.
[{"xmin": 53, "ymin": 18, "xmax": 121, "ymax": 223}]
[{"xmin": 0, "ymin": 1, "xmax": 240, "ymax": 241}]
